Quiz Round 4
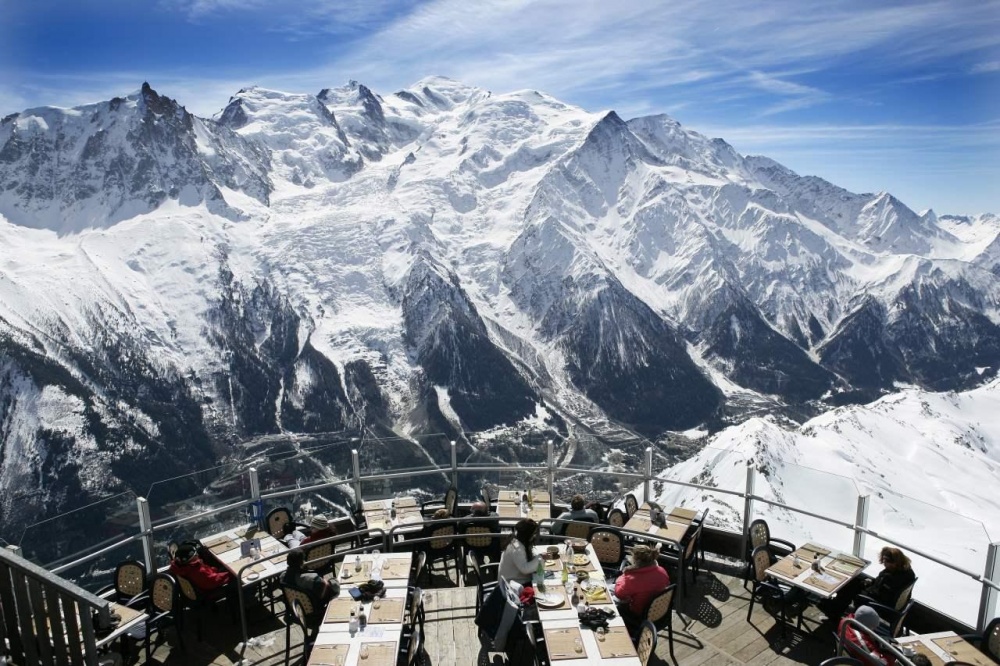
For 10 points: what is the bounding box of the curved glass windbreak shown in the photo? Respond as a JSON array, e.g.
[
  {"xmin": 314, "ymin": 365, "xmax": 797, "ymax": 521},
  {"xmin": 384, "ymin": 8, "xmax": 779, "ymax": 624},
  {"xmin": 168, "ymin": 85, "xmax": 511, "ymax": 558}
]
[
  {"xmin": 150, "ymin": 505, "xmax": 253, "ymax": 570},
  {"xmin": 147, "ymin": 461, "xmax": 249, "ymax": 529},
  {"xmin": 866, "ymin": 491, "xmax": 991, "ymax": 627},
  {"xmin": 752, "ymin": 460, "xmax": 861, "ymax": 552},
  {"xmin": 19, "ymin": 490, "xmax": 139, "ymax": 569},
  {"xmin": 57, "ymin": 539, "xmax": 146, "ymax": 594},
  {"xmin": 648, "ymin": 445, "xmax": 752, "ymax": 531},
  {"xmin": 256, "ymin": 433, "xmax": 359, "ymax": 496}
]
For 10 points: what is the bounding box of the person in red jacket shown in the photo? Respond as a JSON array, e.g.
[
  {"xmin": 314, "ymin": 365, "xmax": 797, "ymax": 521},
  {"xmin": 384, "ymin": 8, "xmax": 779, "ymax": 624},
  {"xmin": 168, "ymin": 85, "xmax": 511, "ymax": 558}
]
[
  {"xmin": 838, "ymin": 605, "xmax": 895, "ymax": 666},
  {"xmin": 614, "ymin": 545, "xmax": 671, "ymax": 628},
  {"xmin": 169, "ymin": 542, "xmax": 233, "ymax": 594}
]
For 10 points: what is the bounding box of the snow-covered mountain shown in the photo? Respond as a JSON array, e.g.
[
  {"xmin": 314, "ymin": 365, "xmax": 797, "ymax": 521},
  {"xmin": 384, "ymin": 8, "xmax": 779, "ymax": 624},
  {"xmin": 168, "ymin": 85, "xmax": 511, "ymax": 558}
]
[
  {"xmin": 1, "ymin": 77, "xmax": 999, "ymax": 555},
  {"xmin": 650, "ymin": 378, "xmax": 1000, "ymax": 626}
]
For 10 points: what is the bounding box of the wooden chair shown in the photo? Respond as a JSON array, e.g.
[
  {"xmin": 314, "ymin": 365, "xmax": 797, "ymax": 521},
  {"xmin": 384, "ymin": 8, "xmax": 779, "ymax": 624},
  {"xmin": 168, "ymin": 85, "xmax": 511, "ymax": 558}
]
[
  {"xmin": 746, "ymin": 545, "xmax": 807, "ymax": 638},
  {"xmin": 624, "ymin": 494, "xmax": 639, "ymax": 520},
  {"xmin": 139, "ymin": 573, "xmax": 184, "ymax": 662},
  {"xmin": 636, "ymin": 619, "xmax": 658, "ymax": 666},
  {"xmin": 421, "ymin": 485, "xmax": 458, "ymax": 518},
  {"xmin": 564, "ymin": 520, "xmax": 595, "ymax": 540},
  {"xmin": 959, "ymin": 616, "xmax": 1000, "ymax": 661},
  {"xmin": 644, "ymin": 584, "xmax": 677, "ymax": 663},
  {"xmin": 175, "ymin": 574, "xmax": 229, "ymax": 641},
  {"xmin": 97, "ymin": 560, "xmax": 147, "ymax": 605},
  {"xmin": 282, "ymin": 593, "xmax": 320, "ymax": 666},
  {"xmin": 607, "ymin": 508, "xmax": 626, "ymax": 528},
  {"xmin": 744, "ymin": 518, "xmax": 796, "ymax": 588},
  {"xmin": 588, "ymin": 527, "xmax": 625, "ymax": 578},
  {"xmin": 423, "ymin": 524, "xmax": 459, "ymax": 583},
  {"xmin": 265, "ymin": 507, "xmax": 307, "ymax": 540}
]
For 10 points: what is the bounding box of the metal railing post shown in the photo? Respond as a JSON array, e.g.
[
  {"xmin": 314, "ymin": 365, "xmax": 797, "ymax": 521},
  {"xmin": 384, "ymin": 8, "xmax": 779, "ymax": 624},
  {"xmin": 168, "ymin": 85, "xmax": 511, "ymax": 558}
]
[
  {"xmin": 352, "ymin": 449, "xmax": 362, "ymax": 507},
  {"xmin": 450, "ymin": 440, "xmax": 458, "ymax": 489},
  {"xmin": 741, "ymin": 461, "xmax": 755, "ymax": 559},
  {"xmin": 547, "ymin": 440, "xmax": 555, "ymax": 500},
  {"xmin": 853, "ymin": 494, "xmax": 870, "ymax": 558},
  {"xmin": 643, "ymin": 447, "xmax": 653, "ymax": 503},
  {"xmin": 4, "ymin": 544, "xmax": 21, "ymax": 557},
  {"xmin": 136, "ymin": 497, "xmax": 154, "ymax": 574},
  {"xmin": 978, "ymin": 541, "xmax": 1000, "ymax": 632},
  {"xmin": 248, "ymin": 467, "xmax": 263, "ymax": 529}
]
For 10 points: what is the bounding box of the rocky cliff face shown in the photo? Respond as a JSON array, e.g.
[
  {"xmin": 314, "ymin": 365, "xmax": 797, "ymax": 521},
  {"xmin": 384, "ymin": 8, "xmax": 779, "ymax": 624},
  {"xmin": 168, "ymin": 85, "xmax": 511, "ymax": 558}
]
[{"xmin": 1, "ymin": 78, "xmax": 998, "ymax": 544}]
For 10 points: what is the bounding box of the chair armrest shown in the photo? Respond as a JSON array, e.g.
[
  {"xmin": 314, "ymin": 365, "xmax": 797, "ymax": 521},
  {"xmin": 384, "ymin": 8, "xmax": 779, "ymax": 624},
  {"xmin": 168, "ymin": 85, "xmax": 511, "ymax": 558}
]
[
  {"xmin": 420, "ymin": 500, "xmax": 445, "ymax": 517},
  {"xmin": 769, "ymin": 538, "xmax": 797, "ymax": 555},
  {"xmin": 96, "ymin": 585, "xmax": 115, "ymax": 598},
  {"xmin": 123, "ymin": 591, "xmax": 150, "ymax": 610}
]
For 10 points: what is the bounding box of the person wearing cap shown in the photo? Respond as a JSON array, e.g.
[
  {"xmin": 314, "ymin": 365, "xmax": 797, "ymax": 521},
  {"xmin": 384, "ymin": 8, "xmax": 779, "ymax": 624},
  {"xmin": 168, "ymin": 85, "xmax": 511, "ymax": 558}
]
[
  {"xmin": 838, "ymin": 605, "xmax": 895, "ymax": 665},
  {"xmin": 613, "ymin": 544, "xmax": 671, "ymax": 628},
  {"xmin": 169, "ymin": 542, "xmax": 233, "ymax": 594},
  {"xmin": 300, "ymin": 514, "xmax": 338, "ymax": 547},
  {"xmin": 552, "ymin": 495, "xmax": 600, "ymax": 536}
]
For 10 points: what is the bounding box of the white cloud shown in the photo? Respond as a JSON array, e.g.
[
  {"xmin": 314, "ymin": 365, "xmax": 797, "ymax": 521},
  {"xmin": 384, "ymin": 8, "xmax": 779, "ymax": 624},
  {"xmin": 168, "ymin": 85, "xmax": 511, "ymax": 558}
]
[{"xmin": 972, "ymin": 61, "xmax": 1000, "ymax": 74}]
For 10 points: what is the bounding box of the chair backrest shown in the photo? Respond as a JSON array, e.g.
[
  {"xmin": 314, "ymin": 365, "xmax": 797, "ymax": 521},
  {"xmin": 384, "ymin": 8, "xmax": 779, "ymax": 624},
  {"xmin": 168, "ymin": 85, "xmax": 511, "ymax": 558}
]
[
  {"xmin": 407, "ymin": 623, "xmax": 423, "ymax": 665},
  {"xmin": 683, "ymin": 522, "xmax": 703, "ymax": 560},
  {"xmin": 481, "ymin": 484, "xmax": 493, "ymax": 514},
  {"xmin": 748, "ymin": 519, "xmax": 771, "ymax": 552},
  {"xmin": 895, "ymin": 579, "xmax": 916, "ymax": 611},
  {"xmin": 429, "ymin": 525, "xmax": 455, "ymax": 551},
  {"xmin": 115, "ymin": 560, "xmax": 146, "ymax": 598},
  {"xmin": 266, "ymin": 507, "xmax": 292, "ymax": 539},
  {"xmin": 282, "ymin": 584, "xmax": 317, "ymax": 618},
  {"xmin": 290, "ymin": 598, "xmax": 308, "ymax": 631},
  {"xmin": 565, "ymin": 521, "xmax": 593, "ymax": 540},
  {"xmin": 607, "ymin": 508, "xmax": 626, "ymax": 528},
  {"xmin": 413, "ymin": 550, "xmax": 427, "ymax": 583},
  {"xmin": 175, "ymin": 574, "xmax": 199, "ymax": 603},
  {"xmin": 408, "ymin": 586, "xmax": 424, "ymax": 630},
  {"xmin": 644, "ymin": 584, "xmax": 676, "ymax": 629},
  {"xmin": 624, "ymin": 494, "xmax": 639, "ymax": 519},
  {"xmin": 444, "ymin": 486, "xmax": 458, "ymax": 517},
  {"xmin": 304, "ymin": 541, "xmax": 333, "ymax": 570},
  {"xmin": 589, "ymin": 528, "xmax": 624, "ymax": 567},
  {"xmin": 463, "ymin": 524, "xmax": 493, "ymax": 549},
  {"xmin": 985, "ymin": 616, "xmax": 1000, "ymax": 659},
  {"xmin": 636, "ymin": 619, "xmax": 658, "ymax": 666},
  {"xmin": 149, "ymin": 574, "xmax": 177, "ymax": 614},
  {"xmin": 750, "ymin": 545, "xmax": 774, "ymax": 583},
  {"xmin": 888, "ymin": 600, "xmax": 913, "ymax": 637}
]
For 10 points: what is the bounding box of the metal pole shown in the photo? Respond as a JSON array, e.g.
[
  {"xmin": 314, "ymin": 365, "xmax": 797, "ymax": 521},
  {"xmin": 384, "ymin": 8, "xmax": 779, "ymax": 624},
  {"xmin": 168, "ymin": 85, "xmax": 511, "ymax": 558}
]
[
  {"xmin": 978, "ymin": 541, "xmax": 1000, "ymax": 632},
  {"xmin": 136, "ymin": 497, "xmax": 154, "ymax": 575},
  {"xmin": 643, "ymin": 447, "xmax": 653, "ymax": 503},
  {"xmin": 352, "ymin": 449, "xmax": 362, "ymax": 508},
  {"xmin": 547, "ymin": 439, "xmax": 555, "ymax": 501},
  {"xmin": 248, "ymin": 467, "xmax": 263, "ymax": 529},
  {"xmin": 853, "ymin": 494, "xmax": 870, "ymax": 558},
  {"xmin": 741, "ymin": 461, "xmax": 755, "ymax": 560},
  {"xmin": 450, "ymin": 440, "xmax": 458, "ymax": 489}
]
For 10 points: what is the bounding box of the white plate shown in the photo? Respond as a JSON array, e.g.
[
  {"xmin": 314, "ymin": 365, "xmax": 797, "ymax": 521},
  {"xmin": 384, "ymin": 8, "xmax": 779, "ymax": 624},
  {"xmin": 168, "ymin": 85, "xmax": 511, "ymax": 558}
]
[
  {"xmin": 244, "ymin": 572, "xmax": 259, "ymax": 581},
  {"xmin": 535, "ymin": 592, "xmax": 565, "ymax": 609}
]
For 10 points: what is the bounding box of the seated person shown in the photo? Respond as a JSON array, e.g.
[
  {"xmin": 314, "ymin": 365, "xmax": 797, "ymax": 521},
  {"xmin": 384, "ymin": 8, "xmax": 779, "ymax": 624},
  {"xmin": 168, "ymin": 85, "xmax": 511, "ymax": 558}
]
[
  {"xmin": 169, "ymin": 542, "xmax": 232, "ymax": 594},
  {"xmin": 299, "ymin": 514, "xmax": 337, "ymax": 547},
  {"xmin": 499, "ymin": 518, "xmax": 548, "ymax": 585},
  {"xmin": 613, "ymin": 545, "xmax": 671, "ymax": 627},
  {"xmin": 838, "ymin": 605, "xmax": 895, "ymax": 665},
  {"xmin": 908, "ymin": 656, "xmax": 932, "ymax": 666},
  {"xmin": 552, "ymin": 495, "xmax": 599, "ymax": 535},
  {"xmin": 282, "ymin": 548, "xmax": 339, "ymax": 611},
  {"xmin": 861, "ymin": 547, "xmax": 916, "ymax": 608},
  {"xmin": 469, "ymin": 500, "xmax": 496, "ymax": 517}
]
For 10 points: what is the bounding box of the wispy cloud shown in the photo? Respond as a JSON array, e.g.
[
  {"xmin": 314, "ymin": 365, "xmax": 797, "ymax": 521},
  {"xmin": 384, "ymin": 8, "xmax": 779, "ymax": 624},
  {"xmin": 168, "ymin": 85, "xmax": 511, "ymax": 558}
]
[{"xmin": 972, "ymin": 61, "xmax": 1000, "ymax": 74}]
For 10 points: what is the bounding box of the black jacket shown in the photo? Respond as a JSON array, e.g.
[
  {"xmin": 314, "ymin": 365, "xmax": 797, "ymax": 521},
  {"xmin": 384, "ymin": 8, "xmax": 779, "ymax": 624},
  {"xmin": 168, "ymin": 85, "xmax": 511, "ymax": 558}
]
[{"xmin": 867, "ymin": 566, "xmax": 916, "ymax": 607}]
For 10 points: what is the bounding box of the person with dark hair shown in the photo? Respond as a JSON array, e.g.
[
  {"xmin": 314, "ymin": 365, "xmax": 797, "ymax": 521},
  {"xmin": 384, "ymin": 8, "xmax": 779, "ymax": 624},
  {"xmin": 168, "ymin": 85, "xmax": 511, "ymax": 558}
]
[
  {"xmin": 862, "ymin": 547, "xmax": 916, "ymax": 607},
  {"xmin": 552, "ymin": 494, "xmax": 599, "ymax": 535},
  {"xmin": 282, "ymin": 549, "xmax": 338, "ymax": 608},
  {"xmin": 169, "ymin": 542, "xmax": 232, "ymax": 593},
  {"xmin": 908, "ymin": 654, "xmax": 932, "ymax": 666},
  {"xmin": 613, "ymin": 544, "xmax": 671, "ymax": 626},
  {"xmin": 499, "ymin": 518, "xmax": 548, "ymax": 585}
]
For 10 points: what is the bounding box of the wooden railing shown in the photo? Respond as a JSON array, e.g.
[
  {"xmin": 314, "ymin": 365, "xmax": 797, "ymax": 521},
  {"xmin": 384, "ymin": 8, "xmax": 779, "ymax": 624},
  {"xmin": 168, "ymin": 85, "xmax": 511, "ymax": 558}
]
[{"xmin": 0, "ymin": 545, "xmax": 113, "ymax": 666}]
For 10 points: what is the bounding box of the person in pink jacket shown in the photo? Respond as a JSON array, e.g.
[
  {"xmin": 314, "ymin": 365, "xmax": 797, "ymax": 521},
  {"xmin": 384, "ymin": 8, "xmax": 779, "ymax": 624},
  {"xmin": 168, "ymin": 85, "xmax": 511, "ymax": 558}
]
[{"xmin": 614, "ymin": 545, "xmax": 671, "ymax": 626}]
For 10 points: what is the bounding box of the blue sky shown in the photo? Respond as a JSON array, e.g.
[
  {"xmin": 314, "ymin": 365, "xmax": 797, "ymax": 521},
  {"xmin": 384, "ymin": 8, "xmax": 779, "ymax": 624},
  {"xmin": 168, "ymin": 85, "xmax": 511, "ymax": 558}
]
[{"xmin": 2, "ymin": 0, "xmax": 998, "ymax": 214}]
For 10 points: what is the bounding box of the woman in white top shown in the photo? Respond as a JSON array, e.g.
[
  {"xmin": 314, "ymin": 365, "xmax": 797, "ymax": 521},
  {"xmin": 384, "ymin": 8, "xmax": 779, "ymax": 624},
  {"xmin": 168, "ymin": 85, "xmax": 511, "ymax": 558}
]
[{"xmin": 499, "ymin": 518, "xmax": 545, "ymax": 585}]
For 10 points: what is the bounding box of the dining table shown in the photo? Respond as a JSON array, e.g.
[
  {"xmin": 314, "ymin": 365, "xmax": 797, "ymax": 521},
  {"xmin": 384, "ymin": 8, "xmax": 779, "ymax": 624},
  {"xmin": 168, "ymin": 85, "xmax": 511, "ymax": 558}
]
[
  {"xmin": 895, "ymin": 630, "xmax": 998, "ymax": 666},
  {"xmin": 362, "ymin": 497, "xmax": 424, "ymax": 535},
  {"xmin": 623, "ymin": 503, "xmax": 697, "ymax": 543},
  {"xmin": 311, "ymin": 586, "xmax": 410, "ymax": 665},
  {"xmin": 334, "ymin": 551, "xmax": 414, "ymax": 590},
  {"xmin": 532, "ymin": 543, "xmax": 642, "ymax": 664},
  {"xmin": 200, "ymin": 524, "xmax": 288, "ymax": 585},
  {"xmin": 496, "ymin": 488, "xmax": 551, "ymax": 523},
  {"xmin": 765, "ymin": 541, "xmax": 869, "ymax": 600}
]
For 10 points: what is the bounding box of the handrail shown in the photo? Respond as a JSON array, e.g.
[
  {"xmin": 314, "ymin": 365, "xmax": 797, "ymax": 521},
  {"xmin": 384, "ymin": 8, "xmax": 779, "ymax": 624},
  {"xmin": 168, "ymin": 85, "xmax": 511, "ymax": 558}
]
[{"xmin": 17, "ymin": 455, "xmax": 999, "ymax": 631}]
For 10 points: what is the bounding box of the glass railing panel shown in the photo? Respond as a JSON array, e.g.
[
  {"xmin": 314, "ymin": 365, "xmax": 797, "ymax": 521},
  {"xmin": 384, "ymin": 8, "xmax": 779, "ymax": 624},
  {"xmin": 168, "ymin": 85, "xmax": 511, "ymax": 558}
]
[
  {"xmin": 558, "ymin": 435, "xmax": 652, "ymax": 473},
  {"xmin": 146, "ymin": 461, "xmax": 250, "ymax": 528},
  {"xmin": 647, "ymin": 445, "xmax": 752, "ymax": 532},
  {"xmin": 458, "ymin": 429, "xmax": 559, "ymax": 470},
  {"xmin": 865, "ymin": 492, "xmax": 990, "ymax": 627},
  {"xmin": 150, "ymin": 505, "xmax": 255, "ymax": 570},
  {"xmin": 54, "ymin": 538, "xmax": 147, "ymax": 594},
  {"xmin": 255, "ymin": 432, "xmax": 360, "ymax": 496},
  {"xmin": 19, "ymin": 491, "xmax": 139, "ymax": 570},
  {"xmin": 359, "ymin": 433, "xmax": 450, "ymax": 477}
]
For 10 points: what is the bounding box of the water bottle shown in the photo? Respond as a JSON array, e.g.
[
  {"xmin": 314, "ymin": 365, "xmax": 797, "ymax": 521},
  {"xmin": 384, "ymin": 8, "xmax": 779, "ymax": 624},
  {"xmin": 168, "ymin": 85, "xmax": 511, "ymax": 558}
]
[
  {"xmin": 561, "ymin": 560, "xmax": 569, "ymax": 588},
  {"xmin": 811, "ymin": 553, "xmax": 822, "ymax": 572},
  {"xmin": 348, "ymin": 609, "xmax": 359, "ymax": 634},
  {"xmin": 358, "ymin": 604, "xmax": 367, "ymax": 630},
  {"xmin": 355, "ymin": 554, "xmax": 362, "ymax": 572},
  {"xmin": 535, "ymin": 558, "xmax": 546, "ymax": 592}
]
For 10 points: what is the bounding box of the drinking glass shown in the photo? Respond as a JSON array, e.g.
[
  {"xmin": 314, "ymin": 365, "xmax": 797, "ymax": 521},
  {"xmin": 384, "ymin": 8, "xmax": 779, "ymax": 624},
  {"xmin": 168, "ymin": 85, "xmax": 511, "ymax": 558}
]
[
  {"xmin": 360, "ymin": 644, "xmax": 370, "ymax": 660},
  {"xmin": 596, "ymin": 627, "xmax": 607, "ymax": 642},
  {"xmin": 573, "ymin": 638, "xmax": 584, "ymax": 654}
]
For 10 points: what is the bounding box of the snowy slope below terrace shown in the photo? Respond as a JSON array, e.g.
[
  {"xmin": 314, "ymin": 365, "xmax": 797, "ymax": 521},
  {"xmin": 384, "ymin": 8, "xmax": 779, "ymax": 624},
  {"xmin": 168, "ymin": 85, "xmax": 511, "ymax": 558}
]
[{"xmin": 649, "ymin": 379, "xmax": 1000, "ymax": 626}]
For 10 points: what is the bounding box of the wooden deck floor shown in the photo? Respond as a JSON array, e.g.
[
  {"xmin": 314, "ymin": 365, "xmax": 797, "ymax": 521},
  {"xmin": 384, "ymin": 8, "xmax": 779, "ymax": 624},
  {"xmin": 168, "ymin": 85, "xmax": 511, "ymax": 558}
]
[{"xmin": 129, "ymin": 564, "xmax": 837, "ymax": 665}]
